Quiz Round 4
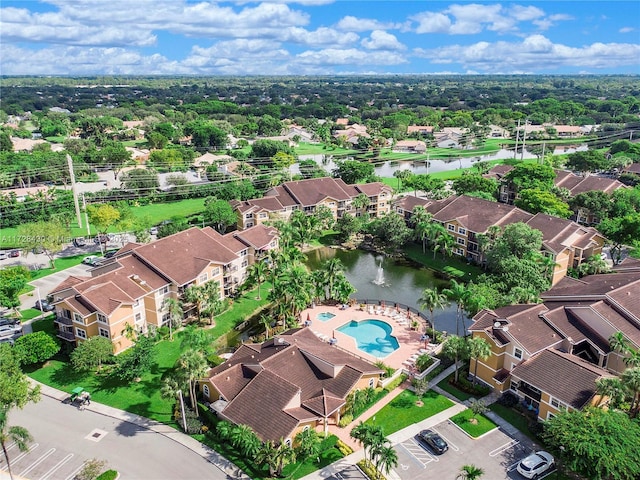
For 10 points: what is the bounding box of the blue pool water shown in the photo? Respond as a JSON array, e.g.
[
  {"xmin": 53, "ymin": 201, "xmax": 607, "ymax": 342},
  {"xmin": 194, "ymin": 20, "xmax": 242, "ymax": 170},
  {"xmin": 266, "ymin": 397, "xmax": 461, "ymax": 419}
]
[
  {"xmin": 337, "ymin": 319, "xmax": 400, "ymax": 358},
  {"xmin": 317, "ymin": 312, "xmax": 336, "ymax": 322}
]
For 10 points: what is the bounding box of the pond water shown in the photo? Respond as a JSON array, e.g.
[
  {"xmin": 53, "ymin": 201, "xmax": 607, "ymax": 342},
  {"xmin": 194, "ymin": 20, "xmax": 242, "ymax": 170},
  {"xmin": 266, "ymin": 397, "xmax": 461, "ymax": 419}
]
[{"xmin": 305, "ymin": 246, "xmax": 467, "ymax": 336}]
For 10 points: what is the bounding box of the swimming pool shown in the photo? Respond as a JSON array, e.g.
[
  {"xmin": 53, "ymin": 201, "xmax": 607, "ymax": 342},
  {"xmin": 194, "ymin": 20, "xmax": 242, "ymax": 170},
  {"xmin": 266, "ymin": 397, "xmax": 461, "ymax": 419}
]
[
  {"xmin": 337, "ymin": 319, "xmax": 400, "ymax": 358},
  {"xmin": 317, "ymin": 312, "xmax": 336, "ymax": 322}
]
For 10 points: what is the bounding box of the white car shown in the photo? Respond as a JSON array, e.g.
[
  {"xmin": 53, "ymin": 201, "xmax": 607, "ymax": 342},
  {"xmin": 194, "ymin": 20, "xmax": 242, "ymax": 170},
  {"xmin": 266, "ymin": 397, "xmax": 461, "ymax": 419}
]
[
  {"xmin": 517, "ymin": 451, "xmax": 554, "ymax": 479},
  {"xmin": 82, "ymin": 255, "xmax": 100, "ymax": 266}
]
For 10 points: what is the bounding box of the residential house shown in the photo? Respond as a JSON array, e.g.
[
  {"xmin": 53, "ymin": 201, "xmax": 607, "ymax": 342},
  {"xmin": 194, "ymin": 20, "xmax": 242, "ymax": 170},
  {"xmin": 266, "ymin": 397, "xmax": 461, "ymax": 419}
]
[
  {"xmin": 50, "ymin": 224, "xmax": 278, "ymax": 354},
  {"xmin": 333, "ymin": 124, "xmax": 370, "ymax": 146},
  {"xmin": 393, "ymin": 140, "xmax": 427, "ymax": 154},
  {"xmin": 487, "ymin": 125, "xmax": 510, "ymax": 138},
  {"xmin": 394, "ymin": 194, "xmax": 605, "ymax": 284},
  {"xmin": 434, "ymin": 127, "xmax": 464, "ymax": 148},
  {"xmin": 554, "ymin": 125, "xmax": 583, "ymax": 138},
  {"xmin": 622, "ymin": 162, "xmax": 640, "ymax": 176},
  {"xmin": 467, "ymin": 270, "xmax": 639, "ymax": 421},
  {"xmin": 287, "ymin": 125, "xmax": 316, "ymax": 143},
  {"xmin": 407, "ymin": 125, "xmax": 434, "ymax": 136},
  {"xmin": 200, "ymin": 327, "xmax": 383, "ymax": 442},
  {"xmin": 231, "ymin": 177, "xmax": 392, "ymax": 230}
]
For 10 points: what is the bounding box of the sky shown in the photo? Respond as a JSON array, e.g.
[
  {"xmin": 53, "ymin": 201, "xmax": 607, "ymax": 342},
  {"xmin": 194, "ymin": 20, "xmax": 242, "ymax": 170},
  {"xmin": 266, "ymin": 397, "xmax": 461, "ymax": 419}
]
[{"xmin": 1, "ymin": 0, "xmax": 639, "ymax": 76}]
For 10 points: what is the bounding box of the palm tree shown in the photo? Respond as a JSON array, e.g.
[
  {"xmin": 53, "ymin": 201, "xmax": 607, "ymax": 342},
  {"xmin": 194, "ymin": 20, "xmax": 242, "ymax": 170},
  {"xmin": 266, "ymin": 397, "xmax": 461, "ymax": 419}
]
[
  {"xmin": 180, "ymin": 325, "xmax": 211, "ymax": 355},
  {"xmin": 201, "ymin": 280, "xmax": 222, "ymax": 325},
  {"xmin": 442, "ymin": 335, "xmax": 469, "ymax": 383},
  {"xmin": 621, "ymin": 367, "xmax": 640, "ymax": 417},
  {"xmin": 468, "ymin": 337, "xmax": 492, "ymax": 385},
  {"xmin": 162, "ymin": 297, "xmax": 183, "ymax": 341},
  {"xmin": 321, "ymin": 258, "xmax": 345, "ymax": 300},
  {"xmin": 230, "ymin": 424, "xmax": 261, "ymax": 458},
  {"xmin": 294, "ymin": 428, "xmax": 321, "ymax": 464},
  {"xmin": 0, "ymin": 408, "xmax": 33, "ymax": 480},
  {"xmin": 256, "ymin": 440, "xmax": 280, "ymax": 477},
  {"xmin": 352, "ymin": 193, "xmax": 371, "ymax": 217},
  {"xmin": 456, "ymin": 464, "xmax": 485, "ymax": 480},
  {"xmin": 429, "ymin": 224, "xmax": 449, "ymax": 259},
  {"xmin": 177, "ymin": 349, "xmax": 208, "ymax": 413},
  {"xmin": 442, "ymin": 279, "xmax": 470, "ymax": 336},
  {"xmin": 609, "ymin": 331, "xmax": 631, "ymax": 355},
  {"xmin": 624, "ymin": 349, "xmax": 640, "ymax": 368},
  {"xmin": 246, "ymin": 260, "xmax": 268, "ymax": 300},
  {"xmin": 418, "ymin": 287, "xmax": 448, "ymax": 343},
  {"xmin": 372, "ymin": 443, "xmax": 398, "ymax": 480},
  {"xmin": 184, "ymin": 284, "xmax": 205, "ymax": 320},
  {"xmin": 259, "ymin": 315, "xmax": 272, "ymax": 339},
  {"xmin": 393, "ymin": 169, "xmax": 412, "ymax": 191},
  {"xmin": 595, "ymin": 377, "xmax": 626, "ymax": 408},
  {"xmin": 273, "ymin": 440, "xmax": 296, "ymax": 477}
]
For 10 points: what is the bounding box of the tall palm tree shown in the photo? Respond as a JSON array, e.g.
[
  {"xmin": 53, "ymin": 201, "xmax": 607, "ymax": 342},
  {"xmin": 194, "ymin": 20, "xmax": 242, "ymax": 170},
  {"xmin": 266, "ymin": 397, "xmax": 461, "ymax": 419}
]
[
  {"xmin": 442, "ymin": 279, "xmax": 470, "ymax": 336},
  {"xmin": 429, "ymin": 223, "xmax": 449, "ymax": 259},
  {"xmin": 372, "ymin": 443, "xmax": 398, "ymax": 480},
  {"xmin": 418, "ymin": 287, "xmax": 448, "ymax": 342},
  {"xmin": 321, "ymin": 258, "xmax": 345, "ymax": 299},
  {"xmin": 177, "ymin": 349, "xmax": 208, "ymax": 413},
  {"xmin": 294, "ymin": 428, "xmax": 321, "ymax": 464},
  {"xmin": 442, "ymin": 335, "xmax": 469, "ymax": 383},
  {"xmin": 393, "ymin": 169, "xmax": 412, "ymax": 191},
  {"xmin": 0, "ymin": 408, "xmax": 33, "ymax": 480},
  {"xmin": 468, "ymin": 337, "xmax": 492, "ymax": 385},
  {"xmin": 256, "ymin": 440, "xmax": 280, "ymax": 478},
  {"xmin": 201, "ymin": 280, "xmax": 222, "ymax": 325},
  {"xmin": 246, "ymin": 260, "xmax": 268, "ymax": 300},
  {"xmin": 162, "ymin": 297, "xmax": 183, "ymax": 341},
  {"xmin": 621, "ymin": 367, "xmax": 640, "ymax": 417},
  {"xmin": 595, "ymin": 377, "xmax": 626, "ymax": 408},
  {"xmin": 456, "ymin": 464, "xmax": 485, "ymax": 480},
  {"xmin": 184, "ymin": 284, "xmax": 205, "ymax": 320},
  {"xmin": 352, "ymin": 193, "xmax": 371, "ymax": 218},
  {"xmin": 230, "ymin": 424, "xmax": 261, "ymax": 458},
  {"xmin": 624, "ymin": 349, "xmax": 640, "ymax": 368},
  {"xmin": 259, "ymin": 315, "xmax": 272, "ymax": 339}
]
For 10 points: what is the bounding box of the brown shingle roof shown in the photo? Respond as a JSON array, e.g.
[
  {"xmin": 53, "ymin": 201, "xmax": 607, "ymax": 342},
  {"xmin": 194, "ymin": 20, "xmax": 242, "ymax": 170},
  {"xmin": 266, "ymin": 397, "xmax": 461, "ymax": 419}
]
[
  {"xmin": 231, "ymin": 224, "xmax": 278, "ymax": 250},
  {"xmin": 511, "ymin": 349, "xmax": 610, "ymax": 409}
]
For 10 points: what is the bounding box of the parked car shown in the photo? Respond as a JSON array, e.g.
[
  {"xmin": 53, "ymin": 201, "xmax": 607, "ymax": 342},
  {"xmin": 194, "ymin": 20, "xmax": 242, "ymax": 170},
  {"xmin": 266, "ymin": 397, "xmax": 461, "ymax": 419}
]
[
  {"xmin": 516, "ymin": 451, "xmax": 555, "ymax": 479},
  {"xmin": 82, "ymin": 255, "xmax": 100, "ymax": 266},
  {"xmin": 0, "ymin": 324, "xmax": 22, "ymax": 339},
  {"xmin": 104, "ymin": 250, "xmax": 118, "ymax": 259},
  {"xmin": 0, "ymin": 251, "xmax": 7, "ymax": 260},
  {"xmin": 416, "ymin": 429, "xmax": 448, "ymax": 455},
  {"xmin": 73, "ymin": 237, "xmax": 87, "ymax": 247},
  {"xmin": 0, "ymin": 317, "xmax": 21, "ymax": 329},
  {"xmin": 9, "ymin": 249, "xmax": 20, "ymax": 257},
  {"xmin": 35, "ymin": 299, "xmax": 55, "ymax": 312}
]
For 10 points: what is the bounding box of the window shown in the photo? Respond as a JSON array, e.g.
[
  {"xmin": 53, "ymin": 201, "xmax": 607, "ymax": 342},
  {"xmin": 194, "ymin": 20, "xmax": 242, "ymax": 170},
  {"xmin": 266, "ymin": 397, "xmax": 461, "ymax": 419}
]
[
  {"xmin": 241, "ymin": 260, "xmax": 248, "ymax": 268},
  {"xmin": 284, "ymin": 438, "xmax": 292, "ymax": 448},
  {"xmin": 160, "ymin": 285, "xmax": 169, "ymax": 295},
  {"xmin": 259, "ymin": 213, "xmax": 267, "ymax": 218},
  {"xmin": 240, "ymin": 249, "xmax": 248, "ymax": 257},
  {"xmin": 135, "ymin": 313, "xmax": 142, "ymax": 323},
  {"xmin": 245, "ymin": 213, "xmax": 253, "ymax": 219},
  {"xmin": 246, "ymin": 222, "xmax": 254, "ymax": 228},
  {"xmin": 456, "ymin": 237, "xmax": 466, "ymax": 245},
  {"xmin": 447, "ymin": 224, "xmax": 456, "ymax": 231},
  {"xmin": 99, "ymin": 328, "xmax": 110, "ymax": 338},
  {"xmin": 547, "ymin": 412, "xmax": 556, "ymax": 420},
  {"xmin": 199, "ymin": 273, "xmax": 208, "ymax": 283},
  {"xmin": 73, "ymin": 313, "xmax": 84, "ymax": 324},
  {"xmin": 97, "ymin": 313, "xmax": 108, "ymax": 324},
  {"xmin": 458, "ymin": 227, "xmax": 467, "ymax": 235},
  {"xmin": 133, "ymin": 299, "xmax": 140, "ymax": 308},
  {"xmin": 303, "ymin": 425, "xmax": 310, "ymax": 432},
  {"xmin": 514, "ymin": 348, "xmax": 523, "ymax": 360},
  {"xmin": 369, "ymin": 378, "xmax": 375, "ymax": 388},
  {"xmin": 203, "ymin": 384, "xmax": 210, "ymax": 398},
  {"xmin": 455, "ymin": 248, "xmax": 464, "ymax": 255},
  {"xmin": 550, "ymin": 397, "xmax": 566, "ymax": 409},
  {"xmin": 211, "ymin": 267, "xmax": 220, "ymax": 276},
  {"xmin": 162, "ymin": 312, "xmax": 171, "ymax": 326},
  {"xmin": 75, "ymin": 328, "xmax": 87, "ymax": 339}
]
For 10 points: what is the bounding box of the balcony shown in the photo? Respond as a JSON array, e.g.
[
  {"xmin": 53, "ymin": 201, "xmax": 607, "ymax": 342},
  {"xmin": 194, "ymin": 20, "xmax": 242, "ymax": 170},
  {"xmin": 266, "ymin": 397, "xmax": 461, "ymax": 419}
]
[
  {"xmin": 55, "ymin": 315, "xmax": 73, "ymax": 326},
  {"xmin": 57, "ymin": 330, "xmax": 75, "ymax": 342},
  {"xmin": 224, "ymin": 265, "xmax": 238, "ymax": 274}
]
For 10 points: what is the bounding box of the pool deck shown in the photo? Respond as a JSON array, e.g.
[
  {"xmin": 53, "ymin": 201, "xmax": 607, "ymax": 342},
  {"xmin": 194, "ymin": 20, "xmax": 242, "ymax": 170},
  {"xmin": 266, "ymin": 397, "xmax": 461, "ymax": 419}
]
[{"xmin": 300, "ymin": 303, "xmax": 431, "ymax": 371}]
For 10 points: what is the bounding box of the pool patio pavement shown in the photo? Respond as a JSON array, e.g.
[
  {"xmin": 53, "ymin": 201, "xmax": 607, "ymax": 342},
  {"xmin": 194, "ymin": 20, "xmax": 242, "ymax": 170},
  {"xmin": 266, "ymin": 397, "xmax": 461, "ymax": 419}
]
[{"xmin": 299, "ymin": 303, "xmax": 433, "ymax": 372}]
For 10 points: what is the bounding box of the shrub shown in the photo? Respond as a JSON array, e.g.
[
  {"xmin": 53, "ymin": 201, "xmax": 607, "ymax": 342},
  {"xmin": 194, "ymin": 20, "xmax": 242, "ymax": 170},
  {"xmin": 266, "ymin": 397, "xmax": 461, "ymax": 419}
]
[
  {"xmin": 497, "ymin": 391, "xmax": 520, "ymax": 408},
  {"xmin": 338, "ymin": 414, "xmax": 353, "ymax": 427},
  {"xmin": 415, "ymin": 354, "xmax": 434, "ymax": 372},
  {"xmin": 451, "ymin": 374, "xmax": 491, "ymax": 397},
  {"xmin": 357, "ymin": 459, "xmax": 384, "ymax": 480},
  {"xmin": 384, "ymin": 373, "xmax": 407, "ymax": 392},
  {"xmin": 206, "ymin": 353, "xmax": 225, "ymax": 366},
  {"xmin": 180, "ymin": 408, "xmax": 203, "ymax": 434},
  {"xmin": 96, "ymin": 470, "xmax": 118, "ymax": 480},
  {"xmin": 335, "ymin": 439, "xmax": 354, "ymax": 456},
  {"xmin": 443, "ymin": 266, "xmax": 465, "ymax": 278}
]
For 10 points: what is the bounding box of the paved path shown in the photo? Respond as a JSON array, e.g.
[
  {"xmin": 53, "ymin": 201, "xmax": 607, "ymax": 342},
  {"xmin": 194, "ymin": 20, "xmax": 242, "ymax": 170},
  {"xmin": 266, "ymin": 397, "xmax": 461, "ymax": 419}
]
[{"xmin": 31, "ymin": 380, "xmax": 249, "ymax": 480}]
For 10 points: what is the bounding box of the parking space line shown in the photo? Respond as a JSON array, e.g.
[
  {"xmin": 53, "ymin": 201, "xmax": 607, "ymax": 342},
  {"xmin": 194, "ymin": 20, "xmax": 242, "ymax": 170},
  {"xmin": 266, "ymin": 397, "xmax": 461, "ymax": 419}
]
[
  {"xmin": 19, "ymin": 447, "xmax": 56, "ymax": 477},
  {"xmin": 400, "ymin": 439, "xmax": 438, "ymax": 467},
  {"xmin": 432, "ymin": 429, "xmax": 459, "ymax": 452},
  {"xmin": 489, "ymin": 438, "xmax": 520, "ymax": 457},
  {"xmin": 507, "ymin": 460, "xmax": 520, "ymax": 472},
  {"xmin": 0, "ymin": 443, "xmax": 39, "ymax": 470},
  {"xmin": 39, "ymin": 453, "xmax": 74, "ymax": 480},
  {"xmin": 66, "ymin": 463, "xmax": 87, "ymax": 480}
]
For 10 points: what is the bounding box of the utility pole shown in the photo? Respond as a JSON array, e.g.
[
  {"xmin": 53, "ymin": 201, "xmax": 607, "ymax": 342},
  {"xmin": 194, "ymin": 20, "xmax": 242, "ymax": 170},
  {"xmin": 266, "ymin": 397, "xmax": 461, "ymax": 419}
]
[
  {"xmin": 68, "ymin": 154, "xmax": 82, "ymax": 228},
  {"xmin": 521, "ymin": 120, "xmax": 528, "ymax": 161},
  {"xmin": 541, "ymin": 142, "xmax": 546, "ymax": 164},
  {"xmin": 82, "ymin": 193, "xmax": 91, "ymax": 236},
  {"xmin": 514, "ymin": 119, "xmax": 520, "ymax": 159}
]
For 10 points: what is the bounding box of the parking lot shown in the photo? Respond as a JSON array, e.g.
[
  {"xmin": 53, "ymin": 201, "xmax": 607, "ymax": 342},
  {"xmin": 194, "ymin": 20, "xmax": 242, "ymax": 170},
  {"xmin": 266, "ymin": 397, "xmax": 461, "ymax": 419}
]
[{"xmin": 392, "ymin": 419, "xmax": 540, "ymax": 479}]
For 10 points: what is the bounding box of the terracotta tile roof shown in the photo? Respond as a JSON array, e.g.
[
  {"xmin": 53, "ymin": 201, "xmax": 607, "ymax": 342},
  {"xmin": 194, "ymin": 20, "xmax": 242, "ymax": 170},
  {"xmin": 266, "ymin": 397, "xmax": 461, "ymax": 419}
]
[
  {"xmin": 134, "ymin": 227, "xmax": 236, "ymax": 285},
  {"xmin": 511, "ymin": 349, "xmax": 611, "ymax": 409},
  {"xmin": 206, "ymin": 328, "xmax": 382, "ymax": 442}
]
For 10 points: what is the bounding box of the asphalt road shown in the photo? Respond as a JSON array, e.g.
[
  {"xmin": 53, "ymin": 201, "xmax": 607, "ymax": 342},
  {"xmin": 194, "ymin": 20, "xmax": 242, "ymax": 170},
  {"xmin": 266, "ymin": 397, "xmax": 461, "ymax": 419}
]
[{"xmin": 2, "ymin": 395, "xmax": 228, "ymax": 480}]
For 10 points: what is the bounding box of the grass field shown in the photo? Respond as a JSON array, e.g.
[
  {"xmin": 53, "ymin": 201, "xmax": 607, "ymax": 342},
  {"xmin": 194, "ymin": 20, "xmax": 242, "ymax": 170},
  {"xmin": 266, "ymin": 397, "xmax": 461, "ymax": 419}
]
[
  {"xmin": 450, "ymin": 409, "xmax": 497, "ymax": 438},
  {"xmin": 366, "ymin": 390, "xmax": 454, "ymax": 436}
]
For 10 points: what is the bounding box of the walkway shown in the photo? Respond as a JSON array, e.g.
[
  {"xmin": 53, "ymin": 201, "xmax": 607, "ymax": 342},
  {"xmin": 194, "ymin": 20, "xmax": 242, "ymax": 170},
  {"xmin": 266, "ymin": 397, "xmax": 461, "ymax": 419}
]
[{"xmin": 32, "ymin": 380, "xmax": 250, "ymax": 480}]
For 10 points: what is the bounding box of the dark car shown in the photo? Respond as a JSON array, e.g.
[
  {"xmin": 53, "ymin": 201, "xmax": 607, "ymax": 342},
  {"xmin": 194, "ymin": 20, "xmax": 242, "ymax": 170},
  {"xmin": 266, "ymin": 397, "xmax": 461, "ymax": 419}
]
[
  {"xmin": 0, "ymin": 317, "xmax": 21, "ymax": 328},
  {"xmin": 416, "ymin": 429, "xmax": 448, "ymax": 455},
  {"xmin": 9, "ymin": 249, "xmax": 20, "ymax": 258},
  {"xmin": 103, "ymin": 250, "xmax": 118, "ymax": 259},
  {"xmin": 35, "ymin": 299, "xmax": 55, "ymax": 312},
  {"xmin": 73, "ymin": 237, "xmax": 87, "ymax": 247}
]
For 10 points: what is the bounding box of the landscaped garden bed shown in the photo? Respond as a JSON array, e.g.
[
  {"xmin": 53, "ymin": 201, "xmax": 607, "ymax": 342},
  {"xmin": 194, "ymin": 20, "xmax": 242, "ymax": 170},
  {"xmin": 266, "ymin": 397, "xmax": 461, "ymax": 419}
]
[{"xmin": 450, "ymin": 409, "xmax": 497, "ymax": 438}]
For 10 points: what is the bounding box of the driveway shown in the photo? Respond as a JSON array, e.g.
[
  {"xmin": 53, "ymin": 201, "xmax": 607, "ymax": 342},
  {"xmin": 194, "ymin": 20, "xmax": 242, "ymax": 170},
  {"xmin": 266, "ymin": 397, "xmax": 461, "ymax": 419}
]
[
  {"xmin": 392, "ymin": 419, "xmax": 537, "ymax": 480},
  {"xmin": 2, "ymin": 395, "xmax": 228, "ymax": 480}
]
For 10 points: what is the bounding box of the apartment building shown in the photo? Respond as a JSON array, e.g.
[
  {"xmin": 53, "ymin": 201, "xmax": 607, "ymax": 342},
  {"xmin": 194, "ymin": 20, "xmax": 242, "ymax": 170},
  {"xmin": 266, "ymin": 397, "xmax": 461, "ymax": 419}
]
[
  {"xmin": 468, "ymin": 271, "xmax": 640, "ymax": 421},
  {"xmin": 394, "ymin": 194, "xmax": 605, "ymax": 285},
  {"xmin": 51, "ymin": 224, "xmax": 278, "ymax": 354},
  {"xmin": 231, "ymin": 177, "xmax": 393, "ymax": 230}
]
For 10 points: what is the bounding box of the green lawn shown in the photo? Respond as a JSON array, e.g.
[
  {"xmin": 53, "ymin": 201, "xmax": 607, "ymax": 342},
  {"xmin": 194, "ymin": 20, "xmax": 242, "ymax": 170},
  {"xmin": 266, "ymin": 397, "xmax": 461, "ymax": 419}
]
[
  {"xmin": 18, "ymin": 308, "xmax": 50, "ymax": 321},
  {"xmin": 437, "ymin": 375, "xmax": 476, "ymax": 402},
  {"xmin": 25, "ymin": 284, "xmax": 271, "ymax": 424},
  {"xmin": 294, "ymin": 142, "xmax": 357, "ymax": 156},
  {"xmin": 403, "ymin": 243, "xmax": 482, "ymax": 280},
  {"xmin": 31, "ymin": 316, "xmax": 57, "ymax": 336},
  {"xmin": 366, "ymin": 390, "xmax": 453, "ymax": 436},
  {"xmin": 488, "ymin": 403, "xmax": 538, "ymax": 441},
  {"xmin": 450, "ymin": 409, "xmax": 497, "ymax": 438}
]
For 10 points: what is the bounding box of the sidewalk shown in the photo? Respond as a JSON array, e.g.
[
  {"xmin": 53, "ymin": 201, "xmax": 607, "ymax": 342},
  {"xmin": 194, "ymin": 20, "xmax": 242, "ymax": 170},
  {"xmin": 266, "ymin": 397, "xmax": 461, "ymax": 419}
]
[{"xmin": 32, "ymin": 380, "xmax": 250, "ymax": 480}]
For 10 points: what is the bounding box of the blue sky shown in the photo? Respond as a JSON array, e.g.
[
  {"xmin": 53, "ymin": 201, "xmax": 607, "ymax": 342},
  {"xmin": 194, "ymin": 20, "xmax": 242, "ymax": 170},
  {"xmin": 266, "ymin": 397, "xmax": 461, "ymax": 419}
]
[{"xmin": 1, "ymin": 0, "xmax": 639, "ymax": 75}]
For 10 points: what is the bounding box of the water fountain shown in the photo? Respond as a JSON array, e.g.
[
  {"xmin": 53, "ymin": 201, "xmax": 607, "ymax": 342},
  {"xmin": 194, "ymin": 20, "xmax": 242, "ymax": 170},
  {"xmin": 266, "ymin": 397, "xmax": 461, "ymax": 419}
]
[{"xmin": 372, "ymin": 258, "xmax": 386, "ymax": 286}]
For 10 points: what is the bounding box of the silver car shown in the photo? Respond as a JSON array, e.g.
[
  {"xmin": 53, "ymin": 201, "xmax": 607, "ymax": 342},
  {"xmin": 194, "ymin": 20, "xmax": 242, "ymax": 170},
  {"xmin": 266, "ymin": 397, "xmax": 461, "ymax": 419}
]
[{"xmin": 516, "ymin": 451, "xmax": 554, "ymax": 479}]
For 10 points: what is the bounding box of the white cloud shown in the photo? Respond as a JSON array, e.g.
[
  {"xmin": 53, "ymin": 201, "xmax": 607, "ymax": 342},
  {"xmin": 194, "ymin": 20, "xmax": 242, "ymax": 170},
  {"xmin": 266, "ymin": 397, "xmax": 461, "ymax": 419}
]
[
  {"xmin": 296, "ymin": 48, "xmax": 408, "ymax": 66},
  {"xmin": 361, "ymin": 30, "xmax": 405, "ymax": 51},
  {"xmin": 619, "ymin": 27, "xmax": 635, "ymax": 33},
  {"xmin": 533, "ymin": 13, "xmax": 573, "ymax": 30},
  {"xmin": 283, "ymin": 27, "xmax": 359, "ymax": 47},
  {"xmin": 412, "ymin": 12, "xmax": 452, "ymax": 34},
  {"xmin": 413, "ymin": 35, "xmax": 640, "ymax": 72},
  {"xmin": 335, "ymin": 15, "xmax": 402, "ymax": 32}
]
